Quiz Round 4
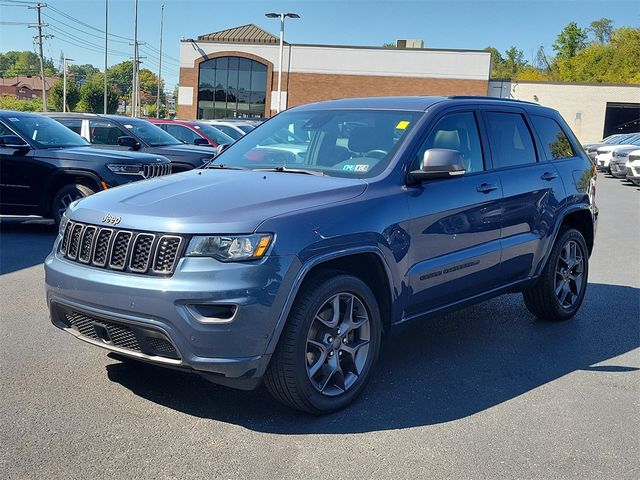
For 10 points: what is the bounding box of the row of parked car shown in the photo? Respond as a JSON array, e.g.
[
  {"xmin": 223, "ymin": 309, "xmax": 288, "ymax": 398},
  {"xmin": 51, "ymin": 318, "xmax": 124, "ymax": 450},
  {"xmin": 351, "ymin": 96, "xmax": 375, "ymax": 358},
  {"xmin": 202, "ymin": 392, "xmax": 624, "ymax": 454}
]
[
  {"xmin": 583, "ymin": 132, "xmax": 640, "ymax": 186},
  {"xmin": 0, "ymin": 110, "xmax": 259, "ymax": 223}
]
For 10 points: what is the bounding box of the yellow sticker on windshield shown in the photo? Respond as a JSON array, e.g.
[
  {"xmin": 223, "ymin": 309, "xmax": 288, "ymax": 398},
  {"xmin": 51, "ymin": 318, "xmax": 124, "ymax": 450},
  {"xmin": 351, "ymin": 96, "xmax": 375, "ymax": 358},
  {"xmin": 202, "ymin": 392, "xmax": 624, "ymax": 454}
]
[{"xmin": 396, "ymin": 120, "xmax": 410, "ymax": 130}]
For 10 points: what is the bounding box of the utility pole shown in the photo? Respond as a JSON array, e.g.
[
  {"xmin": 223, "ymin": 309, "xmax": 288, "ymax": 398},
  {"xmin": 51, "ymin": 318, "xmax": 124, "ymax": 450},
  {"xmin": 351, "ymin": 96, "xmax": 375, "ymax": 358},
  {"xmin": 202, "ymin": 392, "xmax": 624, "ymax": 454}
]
[
  {"xmin": 28, "ymin": 3, "xmax": 49, "ymax": 111},
  {"xmin": 131, "ymin": 0, "xmax": 138, "ymax": 117},
  {"xmin": 156, "ymin": 4, "xmax": 164, "ymax": 118},
  {"xmin": 104, "ymin": 0, "xmax": 108, "ymax": 114}
]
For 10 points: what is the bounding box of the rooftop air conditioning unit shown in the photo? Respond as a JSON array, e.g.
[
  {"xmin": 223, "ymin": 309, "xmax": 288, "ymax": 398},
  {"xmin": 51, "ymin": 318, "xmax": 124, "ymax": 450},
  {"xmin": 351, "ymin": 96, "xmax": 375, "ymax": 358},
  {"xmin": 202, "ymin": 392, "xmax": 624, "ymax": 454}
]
[{"xmin": 396, "ymin": 39, "xmax": 424, "ymax": 49}]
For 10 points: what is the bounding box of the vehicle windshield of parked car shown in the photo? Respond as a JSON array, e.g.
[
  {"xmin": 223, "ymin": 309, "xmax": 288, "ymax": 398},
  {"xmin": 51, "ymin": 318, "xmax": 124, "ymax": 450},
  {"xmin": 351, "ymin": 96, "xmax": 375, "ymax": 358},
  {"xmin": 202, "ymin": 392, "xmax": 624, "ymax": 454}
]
[
  {"xmin": 237, "ymin": 125, "xmax": 254, "ymax": 133},
  {"xmin": 5, "ymin": 115, "xmax": 89, "ymax": 148},
  {"xmin": 192, "ymin": 123, "xmax": 235, "ymax": 145},
  {"xmin": 123, "ymin": 118, "xmax": 182, "ymax": 146},
  {"xmin": 212, "ymin": 109, "xmax": 423, "ymax": 178}
]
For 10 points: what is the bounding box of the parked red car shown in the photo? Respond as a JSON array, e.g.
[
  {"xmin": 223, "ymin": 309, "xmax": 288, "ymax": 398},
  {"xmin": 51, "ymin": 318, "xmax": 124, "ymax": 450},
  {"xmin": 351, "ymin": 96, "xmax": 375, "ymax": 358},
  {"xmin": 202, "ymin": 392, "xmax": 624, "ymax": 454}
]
[{"xmin": 148, "ymin": 119, "xmax": 234, "ymax": 147}]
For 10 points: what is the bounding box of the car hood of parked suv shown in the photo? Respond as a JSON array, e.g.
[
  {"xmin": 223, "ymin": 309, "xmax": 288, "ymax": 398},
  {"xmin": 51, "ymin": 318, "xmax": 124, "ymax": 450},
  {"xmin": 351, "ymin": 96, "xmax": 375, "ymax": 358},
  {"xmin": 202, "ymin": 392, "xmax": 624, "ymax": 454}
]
[
  {"xmin": 40, "ymin": 146, "xmax": 170, "ymax": 164},
  {"xmin": 66, "ymin": 169, "xmax": 368, "ymax": 234}
]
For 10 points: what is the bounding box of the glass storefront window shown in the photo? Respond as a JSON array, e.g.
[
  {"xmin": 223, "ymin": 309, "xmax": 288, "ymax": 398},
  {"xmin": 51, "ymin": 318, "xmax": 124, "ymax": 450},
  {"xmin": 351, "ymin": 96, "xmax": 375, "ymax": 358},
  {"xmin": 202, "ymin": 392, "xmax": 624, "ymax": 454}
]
[{"xmin": 198, "ymin": 56, "xmax": 267, "ymax": 119}]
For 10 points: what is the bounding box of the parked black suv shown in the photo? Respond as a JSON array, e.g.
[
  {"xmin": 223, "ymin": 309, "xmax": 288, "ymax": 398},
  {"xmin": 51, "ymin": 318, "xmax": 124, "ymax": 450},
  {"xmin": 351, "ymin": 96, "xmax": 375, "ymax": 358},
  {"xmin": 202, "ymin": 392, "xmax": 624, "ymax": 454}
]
[
  {"xmin": 46, "ymin": 113, "xmax": 217, "ymax": 172},
  {"xmin": 0, "ymin": 110, "xmax": 171, "ymax": 224}
]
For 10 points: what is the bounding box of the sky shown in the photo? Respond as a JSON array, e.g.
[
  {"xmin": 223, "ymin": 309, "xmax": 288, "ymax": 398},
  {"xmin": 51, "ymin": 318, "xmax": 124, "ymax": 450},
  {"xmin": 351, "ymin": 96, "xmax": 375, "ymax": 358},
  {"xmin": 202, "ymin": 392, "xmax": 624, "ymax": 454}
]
[{"xmin": 1, "ymin": 0, "xmax": 639, "ymax": 92}]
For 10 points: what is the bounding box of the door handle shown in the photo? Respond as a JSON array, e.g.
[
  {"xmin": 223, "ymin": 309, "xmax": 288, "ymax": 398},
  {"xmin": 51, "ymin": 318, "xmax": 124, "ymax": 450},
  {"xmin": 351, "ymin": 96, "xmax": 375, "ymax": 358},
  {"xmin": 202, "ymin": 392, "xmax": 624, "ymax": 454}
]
[
  {"xmin": 477, "ymin": 183, "xmax": 498, "ymax": 193},
  {"xmin": 541, "ymin": 171, "xmax": 559, "ymax": 181}
]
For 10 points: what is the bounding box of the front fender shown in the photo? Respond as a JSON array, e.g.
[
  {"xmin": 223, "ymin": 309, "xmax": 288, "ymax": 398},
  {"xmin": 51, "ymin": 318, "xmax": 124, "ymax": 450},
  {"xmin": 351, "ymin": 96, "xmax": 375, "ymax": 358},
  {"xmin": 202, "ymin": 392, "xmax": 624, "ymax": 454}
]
[{"xmin": 263, "ymin": 245, "xmax": 396, "ymax": 355}]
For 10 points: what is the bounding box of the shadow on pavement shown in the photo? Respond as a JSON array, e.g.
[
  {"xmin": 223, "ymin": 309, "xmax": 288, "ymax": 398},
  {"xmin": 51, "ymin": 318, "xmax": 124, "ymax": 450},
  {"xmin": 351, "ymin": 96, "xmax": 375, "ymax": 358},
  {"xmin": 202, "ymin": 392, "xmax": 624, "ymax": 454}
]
[
  {"xmin": 106, "ymin": 282, "xmax": 639, "ymax": 434},
  {"xmin": 0, "ymin": 217, "xmax": 56, "ymax": 275}
]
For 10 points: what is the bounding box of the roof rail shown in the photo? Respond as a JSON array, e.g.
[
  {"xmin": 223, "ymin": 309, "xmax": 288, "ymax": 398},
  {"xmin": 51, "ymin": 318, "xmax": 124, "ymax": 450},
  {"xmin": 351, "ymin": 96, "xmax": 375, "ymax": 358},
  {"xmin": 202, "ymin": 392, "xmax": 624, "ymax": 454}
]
[{"xmin": 448, "ymin": 96, "xmax": 540, "ymax": 106}]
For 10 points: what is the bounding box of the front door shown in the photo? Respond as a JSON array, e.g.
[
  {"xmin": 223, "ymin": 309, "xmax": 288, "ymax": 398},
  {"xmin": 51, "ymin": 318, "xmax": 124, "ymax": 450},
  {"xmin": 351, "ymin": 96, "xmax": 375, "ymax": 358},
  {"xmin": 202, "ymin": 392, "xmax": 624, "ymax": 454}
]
[
  {"xmin": 0, "ymin": 121, "xmax": 52, "ymax": 213},
  {"xmin": 405, "ymin": 110, "xmax": 503, "ymax": 315}
]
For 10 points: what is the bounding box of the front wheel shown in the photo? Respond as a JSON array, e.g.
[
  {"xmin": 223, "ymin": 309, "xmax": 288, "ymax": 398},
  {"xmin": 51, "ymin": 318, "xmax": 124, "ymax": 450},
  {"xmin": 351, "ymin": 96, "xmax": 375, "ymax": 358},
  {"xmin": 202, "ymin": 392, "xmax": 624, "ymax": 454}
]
[
  {"xmin": 264, "ymin": 273, "xmax": 382, "ymax": 414},
  {"xmin": 51, "ymin": 184, "xmax": 95, "ymax": 225},
  {"xmin": 523, "ymin": 228, "xmax": 589, "ymax": 321}
]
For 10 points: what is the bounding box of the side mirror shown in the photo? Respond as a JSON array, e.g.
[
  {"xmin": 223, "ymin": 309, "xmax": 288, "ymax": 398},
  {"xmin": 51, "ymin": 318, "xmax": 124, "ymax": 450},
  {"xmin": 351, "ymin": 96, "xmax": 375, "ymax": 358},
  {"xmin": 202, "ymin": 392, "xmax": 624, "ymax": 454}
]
[
  {"xmin": 193, "ymin": 137, "xmax": 209, "ymax": 146},
  {"xmin": 408, "ymin": 148, "xmax": 466, "ymax": 183},
  {"xmin": 0, "ymin": 135, "xmax": 29, "ymax": 149},
  {"xmin": 215, "ymin": 143, "xmax": 230, "ymax": 157},
  {"xmin": 117, "ymin": 135, "xmax": 142, "ymax": 150}
]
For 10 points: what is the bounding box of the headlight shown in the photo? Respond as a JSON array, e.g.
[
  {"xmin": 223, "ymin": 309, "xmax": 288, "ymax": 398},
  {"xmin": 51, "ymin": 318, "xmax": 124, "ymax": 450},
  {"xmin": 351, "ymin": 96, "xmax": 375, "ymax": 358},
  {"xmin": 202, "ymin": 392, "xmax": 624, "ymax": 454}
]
[
  {"xmin": 107, "ymin": 164, "xmax": 143, "ymax": 175},
  {"xmin": 185, "ymin": 234, "xmax": 273, "ymax": 261}
]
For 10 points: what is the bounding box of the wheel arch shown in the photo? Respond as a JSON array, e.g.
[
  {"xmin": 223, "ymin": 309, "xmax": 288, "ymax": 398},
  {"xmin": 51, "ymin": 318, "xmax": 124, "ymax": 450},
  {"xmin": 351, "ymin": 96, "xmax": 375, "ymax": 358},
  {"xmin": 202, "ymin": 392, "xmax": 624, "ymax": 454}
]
[
  {"xmin": 265, "ymin": 247, "xmax": 395, "ymax": 355},
  {"xmin": 46, "ymin": 170, "xmax": 103, "ymax": 211}
]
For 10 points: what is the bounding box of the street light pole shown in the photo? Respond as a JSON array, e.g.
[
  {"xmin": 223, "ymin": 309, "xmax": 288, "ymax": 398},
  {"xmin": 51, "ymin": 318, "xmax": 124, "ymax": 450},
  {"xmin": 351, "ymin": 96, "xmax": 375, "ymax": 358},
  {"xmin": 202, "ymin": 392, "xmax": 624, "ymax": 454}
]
[
  {"xmin": 156, "ymin": 4, "xmax": 164, "ymax": 118},
  {"xmin": 265, "ymin": 12, "xmax": 300, "ymax": 114},
  {"xmin": 104, "ymin": 0, "xmax": 108, "ymax": 114},
  {"xmin": 63, "ymin": 55, "xmax": 73, "ymax": 112}
]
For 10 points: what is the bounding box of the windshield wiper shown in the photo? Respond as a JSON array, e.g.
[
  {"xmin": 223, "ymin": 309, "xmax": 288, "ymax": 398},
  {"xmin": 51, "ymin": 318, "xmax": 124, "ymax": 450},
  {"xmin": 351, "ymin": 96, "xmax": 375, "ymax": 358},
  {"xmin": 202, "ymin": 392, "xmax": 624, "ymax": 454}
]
[
  {"xmin": 255, "ymin": 165, "xmax": 325, "ymax": 176},
  {"xmin": 203, "ymin": 163, "xmax": 247, "ymax": 170}
]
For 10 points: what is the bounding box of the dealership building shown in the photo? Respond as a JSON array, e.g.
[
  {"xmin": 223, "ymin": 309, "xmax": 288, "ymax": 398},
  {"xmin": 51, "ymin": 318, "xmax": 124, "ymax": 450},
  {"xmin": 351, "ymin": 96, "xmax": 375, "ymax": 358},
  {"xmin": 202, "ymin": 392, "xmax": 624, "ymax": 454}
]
[{"xmin": 177, "ymin": 24, "xmax": 491, "ymax": 119}]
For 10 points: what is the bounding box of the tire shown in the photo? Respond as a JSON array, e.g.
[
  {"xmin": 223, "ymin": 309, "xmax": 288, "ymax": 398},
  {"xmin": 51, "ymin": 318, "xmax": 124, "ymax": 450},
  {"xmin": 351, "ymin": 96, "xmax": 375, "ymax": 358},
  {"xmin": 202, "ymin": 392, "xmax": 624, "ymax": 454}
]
[
  {"xmin": 51, "ymin": 184, "xmax": 94, "ymax": 225},
  {"xmin": 523, "ymin": 228, "xmax": 589, "ymax": 321},
  {"xmin": 264, "ymin": 272, "xmax": 382, "ymax": 414}
]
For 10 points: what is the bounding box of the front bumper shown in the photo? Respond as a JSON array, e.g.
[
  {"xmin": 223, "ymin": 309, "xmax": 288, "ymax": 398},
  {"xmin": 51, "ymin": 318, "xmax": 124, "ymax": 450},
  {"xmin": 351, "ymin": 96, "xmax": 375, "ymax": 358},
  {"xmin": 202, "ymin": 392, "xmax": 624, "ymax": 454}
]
[
  {"xmin": 45, "ymin": 243, "xmax": 297, "ymax": 389},
  {"xmin": 610, "ymin": 161, "xmax": 629, "ymax": 178}
]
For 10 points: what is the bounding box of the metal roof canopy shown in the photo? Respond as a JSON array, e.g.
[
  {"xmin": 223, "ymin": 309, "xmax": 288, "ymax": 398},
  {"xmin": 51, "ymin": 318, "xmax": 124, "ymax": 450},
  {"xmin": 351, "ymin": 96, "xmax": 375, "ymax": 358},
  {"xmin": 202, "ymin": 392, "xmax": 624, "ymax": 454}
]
[{"xmin": 197, "ymin": 24, "xmax": 284, "ymax": 45}]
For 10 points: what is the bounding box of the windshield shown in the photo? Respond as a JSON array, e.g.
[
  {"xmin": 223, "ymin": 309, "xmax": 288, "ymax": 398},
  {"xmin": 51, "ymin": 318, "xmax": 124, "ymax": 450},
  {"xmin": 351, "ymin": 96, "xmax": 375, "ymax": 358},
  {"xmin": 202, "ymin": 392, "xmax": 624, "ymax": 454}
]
[
  {"xmin": 212, "ymin": 109, "xmax": 423, "ymax": 178},
  {"xmin": 192, "ymin": 123, "xmax": 235, "ymax": 145},
  {"xmin": 5, "ymin": 115, "xmax": 89, "ymax": 148},
  {"xmin": 238, "ymin": 125, "xmax": 254, "ymax": 133},
  {"xmin": 122, "ymin": 118, "xmax": 181, "ymax": 146}
]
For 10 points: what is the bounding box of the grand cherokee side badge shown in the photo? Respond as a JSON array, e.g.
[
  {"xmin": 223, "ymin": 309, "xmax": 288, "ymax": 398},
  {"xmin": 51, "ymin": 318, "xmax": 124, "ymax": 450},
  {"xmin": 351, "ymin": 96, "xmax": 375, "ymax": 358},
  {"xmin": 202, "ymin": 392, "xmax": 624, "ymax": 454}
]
[{"xmin": 101, "ymin": 213, "xmax": 121, "ymax": 225}]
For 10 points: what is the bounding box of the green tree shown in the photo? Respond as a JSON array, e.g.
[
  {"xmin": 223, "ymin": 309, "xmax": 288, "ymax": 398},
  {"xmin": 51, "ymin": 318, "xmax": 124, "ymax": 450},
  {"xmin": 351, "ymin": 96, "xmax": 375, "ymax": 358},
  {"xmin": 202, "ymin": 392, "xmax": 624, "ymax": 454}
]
[
  {"xmin": 589, "ymin": 18, "xmax": 614, "ymax": 44},
  {"xmin": 0, "ymin": 94, "xmax": 42, "ymax": 111},
  {"xmin": 78, "ymin": 73, "xmax": 118, "ymax": 113},
  {"xmin": 503, "ymin": 46, "xmax": 528, "ymax": 77},
  {"xmin": 485, "ymin": 46, "xmax": 528, "ymax": 79},
  {"xmin": 553, "ymin": 22, "xmax": 588, "ymax": 59},
  {"xmin": 382, "ymin": 43, "xmax": 396, "ymax": 49},
  {"xmin": 49, "ymin": 78, "xmax": 80, "ymax": 112},
  {"xmin": 67, "ymin": 64, "xmax": 99, "ymax": 84},
  {"xmin": 0, "ymin": 51, "xmax": 55, "ymax": 77},
  {"xmin": 106, "ymin": 60, "xmax": 134, "ymax": 99}
]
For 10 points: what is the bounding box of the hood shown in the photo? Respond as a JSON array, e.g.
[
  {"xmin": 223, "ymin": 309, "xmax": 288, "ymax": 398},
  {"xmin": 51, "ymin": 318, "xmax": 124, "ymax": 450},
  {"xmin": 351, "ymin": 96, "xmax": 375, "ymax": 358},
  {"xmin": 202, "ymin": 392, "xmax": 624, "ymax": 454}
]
[
  {"xmin": 39, "ymin": 146, "xmax": 170, "ymax": 164},
  {"xmin": 597, "ymin": 144, "xmax": 639, "ymax": 153},
  {"xmin": 67, "ymin": 169, "xmax": 368, "ymax": 234},
  {"xmin": 153, "ymin": 144, "xmax": 217, "ymax": 156}
]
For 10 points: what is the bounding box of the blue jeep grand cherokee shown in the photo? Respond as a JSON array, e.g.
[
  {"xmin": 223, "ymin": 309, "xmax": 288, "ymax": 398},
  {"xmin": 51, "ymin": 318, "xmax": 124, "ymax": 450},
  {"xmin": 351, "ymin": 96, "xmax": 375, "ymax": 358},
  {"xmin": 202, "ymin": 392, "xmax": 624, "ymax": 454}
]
[{"xmin": 45, "ymin": 96, "xmax": 597, "ymax": 414}]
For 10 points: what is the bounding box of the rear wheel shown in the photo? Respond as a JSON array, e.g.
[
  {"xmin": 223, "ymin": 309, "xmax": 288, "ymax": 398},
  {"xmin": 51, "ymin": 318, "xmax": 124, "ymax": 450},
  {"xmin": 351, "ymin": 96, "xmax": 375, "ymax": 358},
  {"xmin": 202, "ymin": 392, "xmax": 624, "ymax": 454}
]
[
  {"xmin": 264, "ymin": 272, "xmax": 382, "ymax": 414},
  {"xmin": 51, "ymin": 184, "xmax": 94, "ymax": 225},
  {"xmin": 523, "ymin": 228, "xmax": 589, "ymax": 321}
]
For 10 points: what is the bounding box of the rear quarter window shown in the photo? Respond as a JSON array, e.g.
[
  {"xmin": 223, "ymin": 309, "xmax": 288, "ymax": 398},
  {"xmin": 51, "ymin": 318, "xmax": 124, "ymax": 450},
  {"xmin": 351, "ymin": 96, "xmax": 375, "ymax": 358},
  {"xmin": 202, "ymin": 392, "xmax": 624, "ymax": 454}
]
[{"xmin": 530, "ymin": 115, "xmax": 575, "ymax": 160}]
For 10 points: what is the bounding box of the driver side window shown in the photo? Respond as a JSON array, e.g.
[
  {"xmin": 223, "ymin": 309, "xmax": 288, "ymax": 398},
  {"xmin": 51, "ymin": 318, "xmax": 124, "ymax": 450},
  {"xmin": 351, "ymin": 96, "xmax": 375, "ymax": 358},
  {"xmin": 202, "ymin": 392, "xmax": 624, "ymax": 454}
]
[{"xmin": 415, "ymin": 112, "xmax": 484, "ymax": 173}]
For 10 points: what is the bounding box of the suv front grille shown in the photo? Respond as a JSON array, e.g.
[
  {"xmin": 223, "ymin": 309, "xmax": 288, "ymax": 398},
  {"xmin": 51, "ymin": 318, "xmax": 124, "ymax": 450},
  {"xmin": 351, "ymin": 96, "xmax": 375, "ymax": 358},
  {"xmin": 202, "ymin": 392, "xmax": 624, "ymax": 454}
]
[
  {"xmin": 143, "ymin": 163, "xmax": 172, "ymax": 178},
  {"xmin": 60, "ymin": 221, "xmax": 184, "ymax": 275}
]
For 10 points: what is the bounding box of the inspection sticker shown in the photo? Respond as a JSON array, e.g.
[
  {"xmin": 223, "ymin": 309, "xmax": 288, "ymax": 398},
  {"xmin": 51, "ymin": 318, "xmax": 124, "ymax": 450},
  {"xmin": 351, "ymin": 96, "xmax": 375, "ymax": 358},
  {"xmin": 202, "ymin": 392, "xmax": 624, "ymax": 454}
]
[{"xmin": 395, "ymin": 120, "xmax": 411, "ymax": 130}]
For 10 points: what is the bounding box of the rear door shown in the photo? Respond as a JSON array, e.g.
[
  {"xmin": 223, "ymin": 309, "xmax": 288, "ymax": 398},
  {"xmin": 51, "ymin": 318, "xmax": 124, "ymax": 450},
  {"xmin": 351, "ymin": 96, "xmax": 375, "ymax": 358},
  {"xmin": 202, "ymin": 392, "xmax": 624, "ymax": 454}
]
[
  {"xmin": 480, "ymin": 108, "xmax": 565, "ymax": 282},
  {"xmin": 406, "ymin": 109, "xmax": 503, "ymax": 314}
]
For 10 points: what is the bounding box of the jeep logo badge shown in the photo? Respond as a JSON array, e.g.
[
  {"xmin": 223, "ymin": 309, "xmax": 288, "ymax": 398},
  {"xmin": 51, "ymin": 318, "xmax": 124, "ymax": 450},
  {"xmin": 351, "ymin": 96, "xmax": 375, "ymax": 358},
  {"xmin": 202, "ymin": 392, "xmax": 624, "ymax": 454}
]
[{"xmin": 101, "ymin": 213, "xmax": 121, "ymax": 225}]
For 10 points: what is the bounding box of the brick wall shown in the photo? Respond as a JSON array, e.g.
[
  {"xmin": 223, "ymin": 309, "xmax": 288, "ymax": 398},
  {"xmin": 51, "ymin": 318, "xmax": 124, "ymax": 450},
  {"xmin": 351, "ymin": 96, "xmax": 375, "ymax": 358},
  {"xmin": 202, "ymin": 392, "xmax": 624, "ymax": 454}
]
[{"xmin": 178, "ymin": 68, "xmax": 488, "ymax": 119}]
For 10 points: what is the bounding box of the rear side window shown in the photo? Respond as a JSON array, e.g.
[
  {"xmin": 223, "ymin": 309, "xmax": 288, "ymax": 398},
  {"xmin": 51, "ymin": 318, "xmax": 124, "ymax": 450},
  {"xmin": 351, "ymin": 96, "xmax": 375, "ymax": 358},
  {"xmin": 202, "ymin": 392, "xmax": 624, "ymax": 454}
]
[
  {"xmin": 530, "ymin": 115, "xmax": 575, "ymax": 160},
  {"xmin": 485, "ymin": 112, "xmax": 537, "ymax": 167},
  {"xmin": 88, "ymin": 119, "xmax": 124, "ymax": 145}
]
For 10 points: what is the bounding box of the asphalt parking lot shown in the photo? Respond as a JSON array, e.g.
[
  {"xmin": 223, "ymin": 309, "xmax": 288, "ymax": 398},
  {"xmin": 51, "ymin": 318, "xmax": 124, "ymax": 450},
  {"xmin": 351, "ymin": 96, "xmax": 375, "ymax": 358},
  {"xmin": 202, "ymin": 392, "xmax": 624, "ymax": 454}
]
[{"xmin": 1, "ymin": 174, "xmax": 638, "ymax": 480}]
